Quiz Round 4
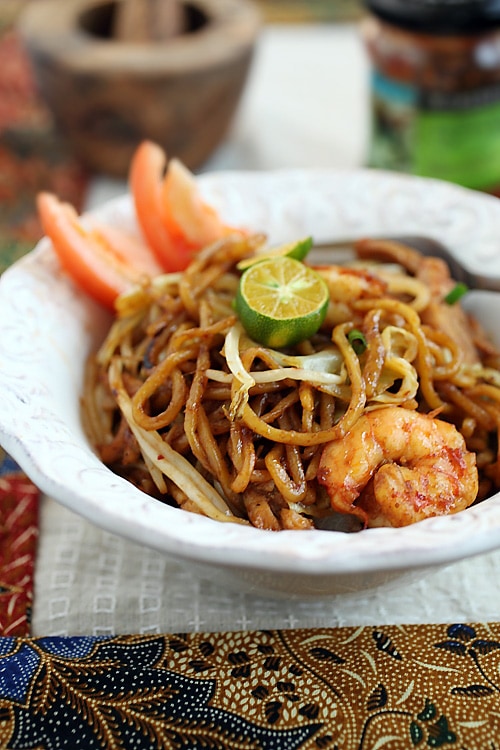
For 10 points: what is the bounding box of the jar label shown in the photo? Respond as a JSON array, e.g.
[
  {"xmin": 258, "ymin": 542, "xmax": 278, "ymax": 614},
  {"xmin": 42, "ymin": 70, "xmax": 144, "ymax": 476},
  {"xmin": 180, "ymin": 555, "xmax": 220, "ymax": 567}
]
[{"xmin": 368, "ymin": 69, "xmax": 500, "ymax": 191}]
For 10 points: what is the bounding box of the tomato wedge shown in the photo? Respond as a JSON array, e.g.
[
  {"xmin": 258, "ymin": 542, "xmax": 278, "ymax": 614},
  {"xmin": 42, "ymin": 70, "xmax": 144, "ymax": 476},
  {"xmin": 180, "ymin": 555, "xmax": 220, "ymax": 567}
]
[
  {"xmin": 37, "ymin": 192, "xmax": 164, "ymax": 310},
  {"xmin": 161, "ymin": 157, "xmax": 240, "ymax": 249},
  {"xmin": 129, "ymin": 140, "xmax": 188, "ymax": 271},
  {"xmin": 129, "ymin": 140, "xmax": 243, "ymax": 272}
]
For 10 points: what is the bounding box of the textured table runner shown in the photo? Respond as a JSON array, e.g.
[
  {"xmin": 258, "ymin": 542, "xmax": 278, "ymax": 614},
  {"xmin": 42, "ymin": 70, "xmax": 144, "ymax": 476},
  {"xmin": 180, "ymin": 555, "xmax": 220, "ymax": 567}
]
[
  {"xmin": 0, "ymin": 623, "xmax": 498, "ymax": 747},
  {"xmin": 0, "ymin": 450, "xmax": 38, "ymax": 636}
]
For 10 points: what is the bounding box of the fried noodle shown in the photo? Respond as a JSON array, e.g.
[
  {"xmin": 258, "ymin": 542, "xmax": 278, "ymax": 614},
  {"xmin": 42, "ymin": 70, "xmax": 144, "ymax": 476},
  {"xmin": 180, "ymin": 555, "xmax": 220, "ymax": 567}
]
[{"xmin": 82, "ymin": 235, "xmax": 500, "ymax": 531}]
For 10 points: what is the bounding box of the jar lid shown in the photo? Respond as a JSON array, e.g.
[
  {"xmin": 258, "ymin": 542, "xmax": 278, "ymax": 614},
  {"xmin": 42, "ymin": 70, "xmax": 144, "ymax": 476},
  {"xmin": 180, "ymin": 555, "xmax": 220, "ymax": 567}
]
[{"xmin": 365, "ymin": 0, "xmax": 500, "ymax": 33}]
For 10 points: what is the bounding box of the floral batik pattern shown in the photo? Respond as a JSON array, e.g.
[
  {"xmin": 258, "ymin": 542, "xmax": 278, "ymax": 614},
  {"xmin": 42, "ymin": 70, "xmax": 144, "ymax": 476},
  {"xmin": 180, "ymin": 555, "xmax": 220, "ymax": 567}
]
[{"xmin": 0, "ymin": 623, "xmax": 499, "ymax": 747}]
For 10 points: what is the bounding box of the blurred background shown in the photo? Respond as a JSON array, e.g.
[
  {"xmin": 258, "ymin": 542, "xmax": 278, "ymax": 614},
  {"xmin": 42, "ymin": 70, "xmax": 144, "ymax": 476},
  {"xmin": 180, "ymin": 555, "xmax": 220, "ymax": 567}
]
[
  {"xmin": 0, "ymin": 0, "xmax": 363, "ymax": 272},
  {"xmin": 0, "ymin": 0, "xmax": 362, "ymax": 254},
  {"xmin": 251, "ymin": 0, "xmax": 361, "ymax": 22},
  {"xmin": 5, "ymin": 0, "xmax": 500, "ymax": 269}
]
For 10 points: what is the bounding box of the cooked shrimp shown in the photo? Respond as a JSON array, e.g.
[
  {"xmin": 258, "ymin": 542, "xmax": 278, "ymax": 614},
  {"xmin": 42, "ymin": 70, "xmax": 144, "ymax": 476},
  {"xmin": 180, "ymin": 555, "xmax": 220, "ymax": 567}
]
[
  {"xmin": 317, "ymin": 406, "xmax": 478, "ymax": 528},
  {"xmin": 316, "ymin": 265, "xmax": 387, "ymax": 326}
]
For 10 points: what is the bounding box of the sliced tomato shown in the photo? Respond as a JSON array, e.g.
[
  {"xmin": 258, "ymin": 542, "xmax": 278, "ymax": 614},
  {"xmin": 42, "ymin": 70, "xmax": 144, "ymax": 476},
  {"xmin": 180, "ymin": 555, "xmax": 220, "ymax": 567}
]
[
  {"xmin": 129, "ymin": 140, "xmax": 244, "ymax": 272},
  {"xmin": 129, "ymin": 140, "xmax": 192, "ymax": 272},
  {"xmin": 161, "ymin": 157, "xmax": 240, "ymax": 249},
  {"xmin": 37, "ymin": 192, "xmax": 164, "ymax": 310}
]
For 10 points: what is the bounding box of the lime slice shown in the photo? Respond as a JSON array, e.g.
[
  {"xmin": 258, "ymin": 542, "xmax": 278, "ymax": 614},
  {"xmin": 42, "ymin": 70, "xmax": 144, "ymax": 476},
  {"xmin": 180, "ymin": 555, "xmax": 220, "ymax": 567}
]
[
  {"xmin": 235, "ymin": 256, "xmax": 329, "ymax": 348},
  {"xmin": 236, "ymin": 236, "xmax": 313, "ymax": 271}
]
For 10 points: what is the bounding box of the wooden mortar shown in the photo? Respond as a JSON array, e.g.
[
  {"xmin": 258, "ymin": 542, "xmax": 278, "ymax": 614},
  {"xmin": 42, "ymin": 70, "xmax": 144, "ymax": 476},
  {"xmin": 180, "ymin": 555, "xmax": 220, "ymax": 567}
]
[
  {"xmin": 112, "ymin": 0, "xmax": 185, "ymax": 42},
  {"xmin": 19, "ymin": 0, "xmax": 260, "ymax": 176}
]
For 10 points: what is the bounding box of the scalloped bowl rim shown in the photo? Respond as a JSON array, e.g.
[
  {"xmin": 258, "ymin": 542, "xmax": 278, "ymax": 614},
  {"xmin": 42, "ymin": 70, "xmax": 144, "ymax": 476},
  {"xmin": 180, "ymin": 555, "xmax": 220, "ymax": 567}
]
[{"xmin": 2, "ymin": 167, "xmax": 500, "ymax": 581}]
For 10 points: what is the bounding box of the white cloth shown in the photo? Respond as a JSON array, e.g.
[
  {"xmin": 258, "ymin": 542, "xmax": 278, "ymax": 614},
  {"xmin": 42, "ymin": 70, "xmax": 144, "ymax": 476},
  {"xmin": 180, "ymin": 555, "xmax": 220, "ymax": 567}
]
[{"xmin": 32, "ymin": 496, "xmax": 500, "ymax": 636}]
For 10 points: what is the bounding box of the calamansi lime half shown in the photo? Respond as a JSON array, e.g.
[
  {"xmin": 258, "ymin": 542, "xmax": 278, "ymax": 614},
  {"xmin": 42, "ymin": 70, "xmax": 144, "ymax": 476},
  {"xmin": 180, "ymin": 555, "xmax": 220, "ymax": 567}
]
[
  {"xmin": 235, "ymin": 256, "xmax": 329, "ymax": 348},
  {"xmin": 236, "ymin": 236, "xmax": 313, "ymax": 271}
]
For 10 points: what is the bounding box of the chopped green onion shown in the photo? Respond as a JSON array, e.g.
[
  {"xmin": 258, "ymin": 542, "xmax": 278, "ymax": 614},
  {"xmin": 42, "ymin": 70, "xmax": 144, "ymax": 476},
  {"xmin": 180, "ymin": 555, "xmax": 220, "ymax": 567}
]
[
  {"xmin": 348, "ymin": 328, "xmax": 367, "ymax": 354},
  {"xmin": 444, "ymin": 282, "xmax": 468, "ymax": 305}
]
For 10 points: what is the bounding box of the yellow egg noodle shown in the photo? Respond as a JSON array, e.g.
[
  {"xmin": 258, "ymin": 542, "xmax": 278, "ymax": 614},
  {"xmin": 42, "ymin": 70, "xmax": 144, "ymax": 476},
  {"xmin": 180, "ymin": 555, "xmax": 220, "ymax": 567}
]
[{"xmin": 82, "ymin": 235, "xmax": 500, "ymax": 531}]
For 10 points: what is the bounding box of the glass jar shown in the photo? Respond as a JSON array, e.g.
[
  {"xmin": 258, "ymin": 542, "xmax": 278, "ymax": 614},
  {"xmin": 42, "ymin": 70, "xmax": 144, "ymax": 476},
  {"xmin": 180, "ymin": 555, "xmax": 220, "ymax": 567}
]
[{"xmin": 362, "ymin": 0, "xmax": 500, "ymax": 193}]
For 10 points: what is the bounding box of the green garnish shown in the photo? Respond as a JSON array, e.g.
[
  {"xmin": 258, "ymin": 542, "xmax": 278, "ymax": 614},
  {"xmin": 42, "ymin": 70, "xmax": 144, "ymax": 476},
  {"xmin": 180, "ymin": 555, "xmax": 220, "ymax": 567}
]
[
  {"xmin": 236, "ymin": 236, "xmax": 314, "ymax": 271},
  {"xmin": 348, "ymin": 329, "xmax": 367, "ymax": 354},
  {"xmin": 444, "ymin": 282, "xmax": 468, "ymax": 305}
]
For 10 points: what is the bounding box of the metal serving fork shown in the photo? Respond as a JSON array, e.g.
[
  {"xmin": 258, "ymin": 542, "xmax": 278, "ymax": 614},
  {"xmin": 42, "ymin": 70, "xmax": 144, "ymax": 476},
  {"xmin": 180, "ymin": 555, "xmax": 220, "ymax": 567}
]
[{"xmin": 310, "ymin": 235, "xmax": 500, "ymax": 293}]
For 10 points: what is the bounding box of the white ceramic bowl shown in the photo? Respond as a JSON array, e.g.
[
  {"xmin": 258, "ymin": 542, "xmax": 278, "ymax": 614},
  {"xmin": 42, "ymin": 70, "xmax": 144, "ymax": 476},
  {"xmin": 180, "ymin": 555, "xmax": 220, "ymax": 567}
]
[{"xmin": 3, "ymin": 168, "xmax": 500, "ymax": 599}]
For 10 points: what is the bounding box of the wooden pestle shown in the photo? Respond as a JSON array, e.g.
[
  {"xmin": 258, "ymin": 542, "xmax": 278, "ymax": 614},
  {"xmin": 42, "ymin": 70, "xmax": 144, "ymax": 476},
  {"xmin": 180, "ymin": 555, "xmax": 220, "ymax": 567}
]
[{"xmin": 112, "ymin": 0, "xmax": 185, "ymax": 42}]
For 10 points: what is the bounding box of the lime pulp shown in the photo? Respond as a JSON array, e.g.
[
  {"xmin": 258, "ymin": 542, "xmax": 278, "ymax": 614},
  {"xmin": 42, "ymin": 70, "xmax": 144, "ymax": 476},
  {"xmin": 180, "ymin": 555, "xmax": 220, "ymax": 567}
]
[{"xmin": 235, "ymin": 255, "xmax": 329, "ymax": 348}]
